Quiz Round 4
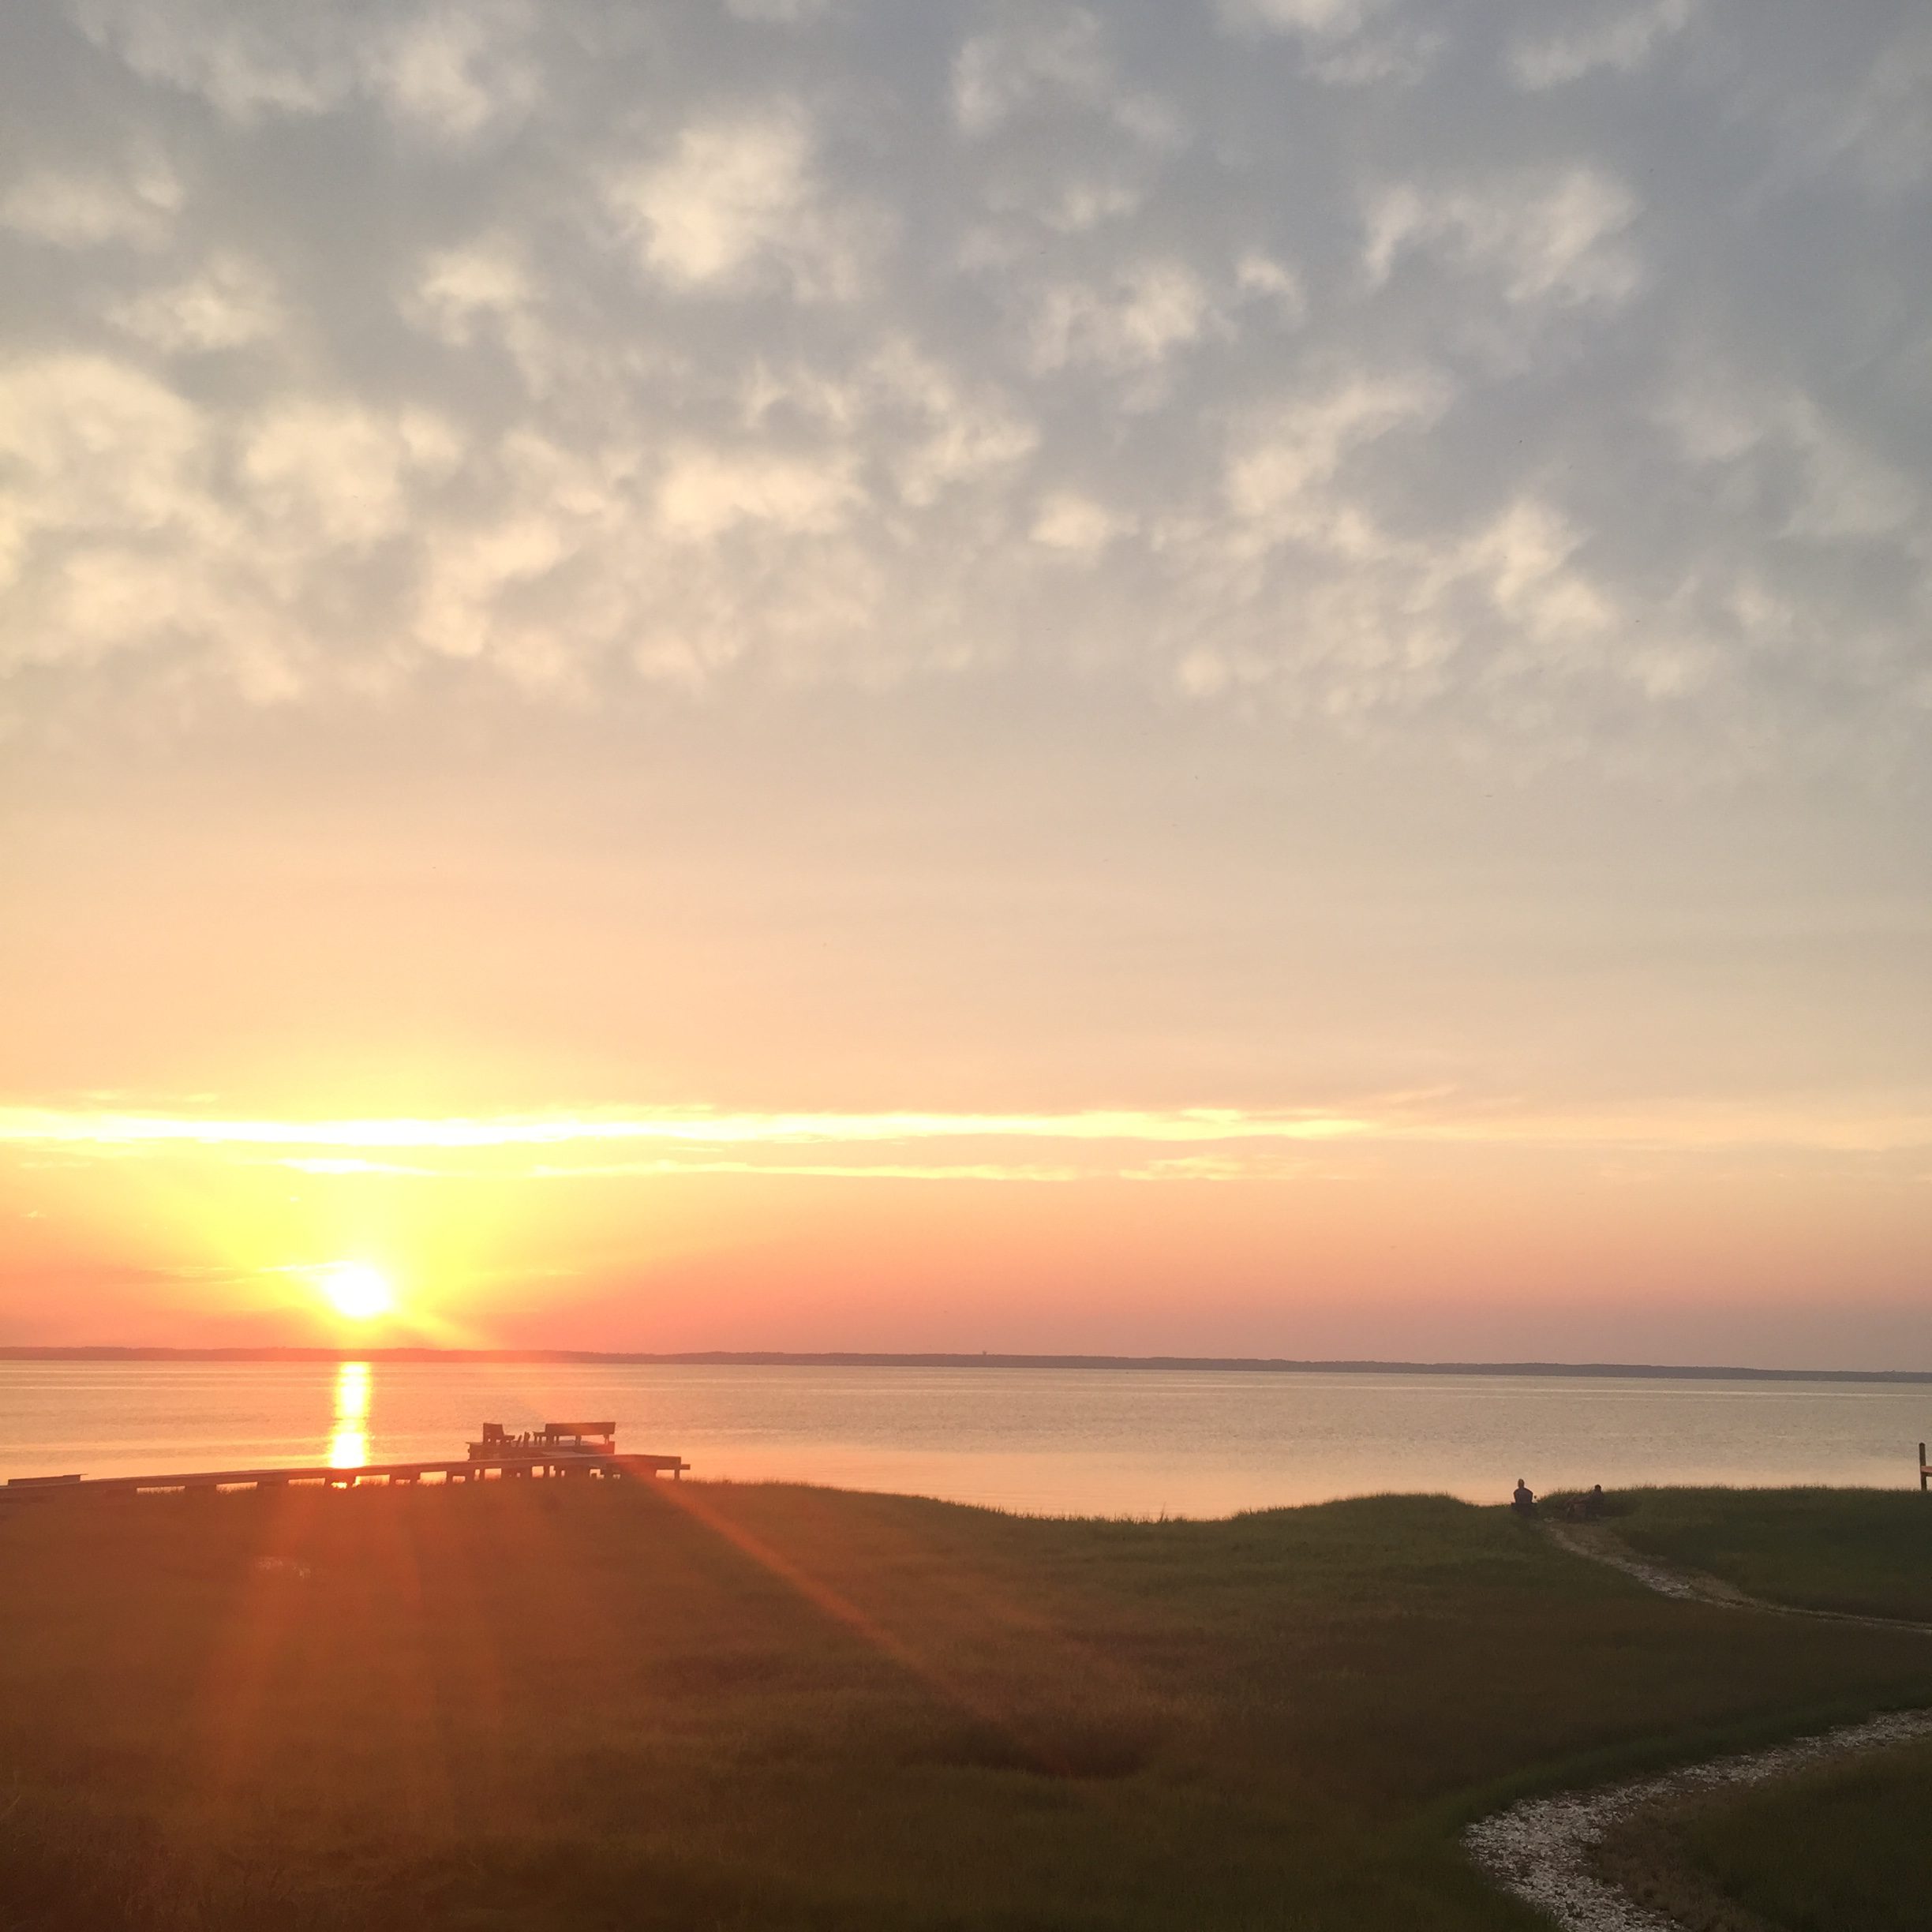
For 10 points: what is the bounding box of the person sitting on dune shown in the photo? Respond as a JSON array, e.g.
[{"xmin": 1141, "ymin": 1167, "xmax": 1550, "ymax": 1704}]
[{"xmin": 1511, "ymin": 1477, "xmax": 1537, "ymax": 1516}]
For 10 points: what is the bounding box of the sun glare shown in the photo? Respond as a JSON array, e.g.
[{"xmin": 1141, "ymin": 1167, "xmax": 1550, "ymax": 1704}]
[
  {"xmin": 329, "ymin": 1360, "xmax": 371, "ymax": 1468},
  {"xmin": 320, "ymin": 1262, "xmax": 395, "ymax": 1323}
]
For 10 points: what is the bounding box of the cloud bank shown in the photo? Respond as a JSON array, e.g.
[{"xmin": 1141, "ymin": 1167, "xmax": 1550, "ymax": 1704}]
[{"xmin": 1, "ymin": 0, "xmax": 1929, "ymax": 768}]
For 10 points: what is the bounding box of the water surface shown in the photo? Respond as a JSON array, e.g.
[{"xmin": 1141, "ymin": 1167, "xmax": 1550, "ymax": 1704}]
[{"xmin": 4, "ymin": 1361, "xmax": 1926, "ymax": 1515}]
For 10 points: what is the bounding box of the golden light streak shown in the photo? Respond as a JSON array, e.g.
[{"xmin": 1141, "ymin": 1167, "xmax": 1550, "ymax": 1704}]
[
  {"xmin": 0, "ymin": 1105, "xmax": 1371, "ymax": 1150},
  {"xmin": 522, "ymin": 1159, "xmax": 1092, "ymax": 1183},
  {"xmin": 2, "ymin": 1100, "xmax": 1928, "ymax": 1167},
  {"xmin": 328, "ymin": 1359, "xmax": 370, "ymax": 1469}
]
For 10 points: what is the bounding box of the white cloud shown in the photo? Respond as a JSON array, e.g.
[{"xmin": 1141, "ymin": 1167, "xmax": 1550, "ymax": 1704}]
[
  {"xmin": 1509, "ymin": 0, "xmax": 1694, "ymax": 92},
  {"xmin": 0, "ymin": 155, "xmax": 181, "ymax": 249},
  {"xmin": 870, "ymin": 342, "xmax": 1037, "ymax": 505},
  {"xmin": 74, "ymin": 0, "xmax": 540, "ymax": 140},
  {"xmin": 363, "ymin": 1, "xmax": 541, "ymax": 144},
  {"xmin": 1028, "ymin": 260, "xmax": 1218, "ymax": 376},
  {"xmin": 73, "ymin": 0, "xmax": 357, "ymax": 121},
  {"xmin": 614, "ymin": 113, "xmax": 804, "ymax": 284},
  {"xmin": 408, "ymin": 234, "xmax": 534, "ymax": 340},
  {"xmin": 953, "ymin": 9, "xmax": 1180, "ymax": 145},
  {"xmin": 3, "ymin": 0, "xmax": 1928, "ymax": 766},
  {"xmin": 0, "ymin": 354, "xmax": 206, "ymax": 560},
  {"xmin": 417, "ymin": 511, "xmax": 574, "ymax": 664},
  {"xmin": 1045, "ymin": 179, "xmax": 1143, "ymax": 232},
  {"xmin": 1032, "ymin": 491, "xmax": 1127, "ymax": 553},
  {"xmin": 1453, "ymin": 498, "xmax": 1616, "ymax": 653},
  {"xmin": 1303, "ymin": 28, "xmax": 1441, "ymax": 88},
  {"xmin": 724, "ymin": 0, "xmax": 838, "ymax": 19},
  {"xmin": 1781, "ymin": 425, "xmax": 1919, "ymax": 544},
  {"xmin": 1224, "ymin": 369, "xmax": 1452, "ymax": 541},
  {"xmin": 605, "ymin": 107, "xmax": 878, "ymax": 298},
  {"xmin": 654, "ymin": 442, "xmax": 859, "ymax": 540},
  {"xmin": 1185, "ymin": 369, "xmax": 1649, "ymax": 720},
  {"xmin": 1807, "ymin": 21, "xmax": 1932, "ymax": 194},
  {"xmin": 409, "ymin": 430, "xmax": 637, "ymax": 679},
  {"xmin": 240, "ymin": 401, "xmax": 460, "ymax": 549},
  {"xmin": 108, "ymin": 253, "xmax": 285, "ymax": 352},
  {"xmin": 1219, "ymin": 0, "xmax": 1382, "ymax": 38},
  {"xmin": 1661, "ymin": 376, "xmax": 1923, "ymax": 546},
  {"xmin": 1364, "ymin": 168, "xmax": 1643, "ymax": 309},
  {"xmin": 989, "ymin": 173, "xmax": 1146, "ymax": 235},
  {"xmin": 1234, "ymin": 249, "xmax": 1307, "ymax": 323},
  {"xmin": 729, "ymin": 342, "xmax": 1035, "ymax": 509},
  {"xmin": 0, "ymin": 355, "xmax": 273, "ymax": 684},
  {"xmin": 1217, "ymin": 0, "xmax": 1437, "ymax": 88},
  {"xmin": 402, "ymin": 233, "xmax": 575, "ymax": 391}
]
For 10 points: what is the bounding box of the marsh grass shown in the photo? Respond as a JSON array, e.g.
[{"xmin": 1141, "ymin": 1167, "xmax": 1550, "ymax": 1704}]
[
  {"xmin": 3, "ymin": 1480, "xmax": 1931, "ymax": 1930},
  {"xmin": 1612, "ymin": 1487, "xmax": 1932, "ymax": 1622},
  {"xmin": 1601, "ymin": 1735, "xmax": 1932, "ymax": 1932}
]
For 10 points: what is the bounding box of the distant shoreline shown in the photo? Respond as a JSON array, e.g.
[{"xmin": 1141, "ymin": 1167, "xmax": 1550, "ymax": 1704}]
[{"xmin": 2, "ymin": 1346, "xmax": 1928, "ymax": 1383}]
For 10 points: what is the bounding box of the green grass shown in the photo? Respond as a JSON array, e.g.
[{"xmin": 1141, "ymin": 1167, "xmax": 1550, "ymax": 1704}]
[
  {"xmin": 3, "ymin": 1479, "xmax": 1932, "ymax": 1930},
  {"xmin": 1645, "ymin": 1736, "xmax": 1932, "ymax": 1932},
  {"xmin": 1612, "ymin": 1487, "xmax": 1932, "ymax": 1621}
]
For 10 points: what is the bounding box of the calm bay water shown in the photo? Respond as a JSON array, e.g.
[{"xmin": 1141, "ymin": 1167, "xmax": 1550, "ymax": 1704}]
[{"xmin": 2, "ymin": 1361, "xmax": 1926, "ymax": 1516}]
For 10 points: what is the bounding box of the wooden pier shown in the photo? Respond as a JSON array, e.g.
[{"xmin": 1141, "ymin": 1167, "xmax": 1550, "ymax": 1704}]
[{"xmin": 4, "ymin": 1420, "xmax": 687, "ymax": 1499}]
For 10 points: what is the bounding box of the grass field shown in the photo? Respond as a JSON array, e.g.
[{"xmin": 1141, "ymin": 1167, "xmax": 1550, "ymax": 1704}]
[
  {"xmin": 1612, "ymin": 1487, "xmax": 1932, "ymax": 1621},
  {"xmin": 3, "ymin": 1479, "xmax": 1931, "ymax": 1931},
  {"xmin": 1600, "ymin": 1729, "xmax": 1932, "ymax": 1932},
  {"xmin": 1672, "ymin": 1734, "xmax": 1932, "ymax": 1932}
]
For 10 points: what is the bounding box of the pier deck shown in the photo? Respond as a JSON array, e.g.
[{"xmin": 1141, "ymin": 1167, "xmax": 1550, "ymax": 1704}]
[{"xmin": 6, "ymin": 1451, "xmax": 689, "ymax": 1497}]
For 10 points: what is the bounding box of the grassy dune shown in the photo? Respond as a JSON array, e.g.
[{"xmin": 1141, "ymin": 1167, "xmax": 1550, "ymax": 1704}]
[
  {"xmin": 1612, "ymin": 1488, "xmax": 1932, "ymax": 1622},
  {"xmin": 2, "ymin": 1479, "xmax": 1930, "ymax": 1930}
]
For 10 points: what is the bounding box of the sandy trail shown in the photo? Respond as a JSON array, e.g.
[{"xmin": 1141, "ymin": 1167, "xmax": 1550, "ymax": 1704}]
[{"xmin": 1463, "ymin": 1522, "xmax": 1932, "ymax": 1931}]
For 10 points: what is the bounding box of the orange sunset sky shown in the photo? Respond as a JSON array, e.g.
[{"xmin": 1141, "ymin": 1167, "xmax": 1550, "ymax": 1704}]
[{"xmin": 2, "ymin": 2, "xmax": 1929, "ymax": 1366}]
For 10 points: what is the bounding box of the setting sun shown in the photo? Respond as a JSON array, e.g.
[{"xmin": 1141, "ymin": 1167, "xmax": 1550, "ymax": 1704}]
[{"xmin": 318, "ymin": 1262, "xmax": 395, "ymax": 1323}]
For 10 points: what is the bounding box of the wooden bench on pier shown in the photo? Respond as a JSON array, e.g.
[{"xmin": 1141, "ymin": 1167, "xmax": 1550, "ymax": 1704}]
[{"xmin": 470, "ymin": 1420, "xmax": 618, "ymax": 1460}]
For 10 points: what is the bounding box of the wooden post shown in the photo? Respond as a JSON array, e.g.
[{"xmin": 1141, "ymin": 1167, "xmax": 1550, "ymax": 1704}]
[{"xmin": 1922, "ymin": 1443, "xmax": 1928, "ymax": 1493}]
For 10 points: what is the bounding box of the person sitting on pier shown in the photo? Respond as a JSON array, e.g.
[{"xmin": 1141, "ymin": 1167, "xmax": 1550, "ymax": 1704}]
[{"xmin": 1511, "ymin": 1477, "xmax": 1537, "ymax": 1516}]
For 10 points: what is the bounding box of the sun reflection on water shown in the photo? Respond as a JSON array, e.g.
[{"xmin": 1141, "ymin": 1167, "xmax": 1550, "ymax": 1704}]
[{"xmin": 329, "ymin": 1360, "xmax": 371, "ymax": 1469}]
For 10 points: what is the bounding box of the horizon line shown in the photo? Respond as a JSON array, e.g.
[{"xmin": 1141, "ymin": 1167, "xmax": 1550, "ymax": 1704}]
[{"xmin": 3, "ymin": 1346, "xmax": 1929, "ymax": 1383}]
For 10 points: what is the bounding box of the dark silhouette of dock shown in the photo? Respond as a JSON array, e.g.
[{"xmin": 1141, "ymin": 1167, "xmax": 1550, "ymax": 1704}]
[{"xmin": 4, "ymin": 1419, "xmax": 687, "ymax": 1498}]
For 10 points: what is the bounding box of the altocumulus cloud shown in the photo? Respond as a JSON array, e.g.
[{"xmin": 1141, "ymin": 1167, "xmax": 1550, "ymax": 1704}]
[{"xmin": 1, "ymin": 0, "xmax": 1929, "ymax": 764}]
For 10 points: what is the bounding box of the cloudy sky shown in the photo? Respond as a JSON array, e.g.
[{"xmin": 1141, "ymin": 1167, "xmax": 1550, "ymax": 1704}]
[{"xmin": 2, "ymin": 0, "xmax": 1928, "ymax": 1363}]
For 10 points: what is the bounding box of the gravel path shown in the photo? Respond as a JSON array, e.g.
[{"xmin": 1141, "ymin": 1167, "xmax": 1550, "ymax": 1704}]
[
  {"xmin": 1463, "ymin": 1524, "xmax": 1932, "ymax": 1930},
  {"xmin": 1538, "ymin": 1522, "xmax": 1731, "ymax": 1604},
  {"xmin": 1466, "ymin": 1706, "xmax": 1932, "ymax": 1932},
  {"xmin": 1541, "ymin": 1521, "xmax": 1932, "ymax": 1633}
]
